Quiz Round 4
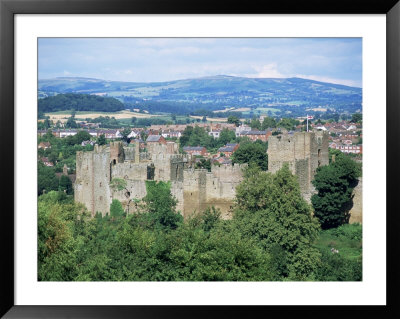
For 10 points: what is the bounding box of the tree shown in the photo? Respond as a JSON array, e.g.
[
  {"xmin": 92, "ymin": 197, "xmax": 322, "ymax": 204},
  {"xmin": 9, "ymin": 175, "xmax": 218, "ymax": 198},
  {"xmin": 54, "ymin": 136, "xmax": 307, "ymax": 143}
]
[
  {"xmin": 195, "ymin": 158, "xmax": 211, "ymax": 171},
  {"xmin": 38, "ymin": 162, "xmax": 59, "ymax": 195},
  {"xmin": 65, "ymin": 116, "xmax": 78, "ymax": 129},
  {"xmin": 277, "ymin": 118, "xmax": 297, "ymax": 131},
  {"xmin": 227, "ymin": 115, "xmax": 240, "ymax": 127},
  {"xmin": 250, "ymin": 118, "xmax": 261, "ymax": 130},
  {"xmin": 261, "ymin": 117, "xmax": 277, "ymax": 130},
  {"xmin": 351, "ymin": 113, "xmax": 362, "ymax": 123},
  {"xmin": 120, "ymin": 127, "xmax": 131, "ymax": 143},
  {"xmin": 143, "ymin": 181, "xmax": 183, "ymax": 230},
  {"xmin": 311, "ymin": 154, "xmax": 361, "ymax": 229},
  {"xmin": 98, "ymin": 134, "xmax": 106, "ymax": 145},
  {"xmin": 131, "ymin": 117, "xmax": 137, "ymax": 124},
  {"xmin": 234, "ymin": 164, "xmax": 321, "ymax": 280},
  {"xmin": 232, "ymin": 142, "xmax": 268, "ymax": 170},
  {"xmin": 110, "ymin": 199, "xmax": 125, "ymax": 218},
  {"xmin": 218, "ymin": 128, "xmax": 236, "ymax": 146},
  {"xmin": 59, "ymin": 175, "xmax": 73, "ymax": 195}
]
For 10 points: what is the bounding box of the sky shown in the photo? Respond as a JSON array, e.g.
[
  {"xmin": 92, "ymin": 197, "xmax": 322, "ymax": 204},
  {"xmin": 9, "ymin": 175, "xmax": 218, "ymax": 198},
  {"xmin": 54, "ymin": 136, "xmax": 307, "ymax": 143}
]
[{"xmin": 38, "ymin": 38, "xmax": 362, "ymax": 87}]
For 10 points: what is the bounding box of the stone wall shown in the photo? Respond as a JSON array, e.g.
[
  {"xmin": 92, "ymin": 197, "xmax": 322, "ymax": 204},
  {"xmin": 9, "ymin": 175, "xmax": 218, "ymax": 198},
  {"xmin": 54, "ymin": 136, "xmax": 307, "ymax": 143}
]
[
  {"xmin": 74, "ymin": 145, "xmax": 112, "ymax": 217},
  {"xmin": 349, "ymin": 178, "xmax": 362, "ymax": 224},
  {"xmin": 111, "ymin": 162, "xmax": 148, "ymax": 181},
  {"xmin": 268, "ymin": 131, "xmax": 329, "ymax": 196}
]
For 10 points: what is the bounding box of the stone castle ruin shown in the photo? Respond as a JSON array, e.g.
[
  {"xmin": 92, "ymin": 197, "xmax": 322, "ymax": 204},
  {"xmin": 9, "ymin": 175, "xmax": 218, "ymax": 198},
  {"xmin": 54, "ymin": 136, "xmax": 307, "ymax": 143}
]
[
  {"xmin": 74, "ymin": 131, "xmax": 330, "ymax": 218},
  {"xmin": 74, "ymin": 140, "xmax": 245, "ymax": 218},
  {"xmin": 268, "ymin": 131, "xmax": 329, "ymax": 201}
]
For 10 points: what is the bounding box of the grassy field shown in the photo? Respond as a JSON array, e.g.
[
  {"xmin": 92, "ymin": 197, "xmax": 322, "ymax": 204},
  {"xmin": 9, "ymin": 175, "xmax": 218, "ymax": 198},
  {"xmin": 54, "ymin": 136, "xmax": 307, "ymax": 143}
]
[
  {"xmin": 314, "ymin": 223, "xmax": 362, "ymax": 260},
  {"xmin": 241, "ymin": 107, "xmax": 280, "ymax": 116},
  {"xmin": 213, "ymin": 107, "xmax": 251, "ymax": 113},
  {"xmin": 44, "ymin": 110, "xmax": 158, "ymax": 123},
  {"xmin": 306, "ymin": 108, "xmax": 328, "ymax": 112}
]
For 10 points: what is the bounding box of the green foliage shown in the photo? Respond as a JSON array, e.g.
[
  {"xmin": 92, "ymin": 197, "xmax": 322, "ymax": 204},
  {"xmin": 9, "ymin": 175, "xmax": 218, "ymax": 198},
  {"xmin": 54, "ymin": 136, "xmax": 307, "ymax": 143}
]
[
  {"xmin": 261, "ymin": 117, "xmax": 277, "ymax": 130},
  {"xmin": 277, "ymin": 118, "xmax": 299, "ymax": 131},
  {"xmin": 38, "ymin": 93, "xmax": 125, "ymax": 113},
  {"xmin": 195, "ymin": 158, "xmax": 211, "ymax": 172},
  {"xmin": 314, "ymin": 224, "xmax": 362, "ymax": 281},
  {"xmin": 120, "ymin": 127, "xmax": 131, "ymax": 142},
  {"xmin": 311, "ymin": 155, "xmax": 361, "ymax": 229},
  {"xmin": 218, "ymin": 128, "xmax": 236, "ymax": 146},
  {"xmin": 234, "ymin": 164, "xmax": 321, "ymax": 280},
  {"xmin": 38, "ymin": 162, "xmax": 59, "ymax": 195},
  {"xmin": 110, "ymin": 199, "xmax": 125, "ymax": 218},
  {"xmin": 232, "ymin": 141, "xmax": 268, "ymax": 170},
  {"xmin": 64, "ymin": 130, "xmax": 92, "ymax": 145},
  {"xmin": 250, "ymin": 118, "xmax": 261, "ymax": 130},
  {"xmin": 110, "ymin": 178, "xmax": 127, "ymax": 191},
  {"xmin": 59, "ymin": 175, "xmax": 73, "ymax": 195},
  {"xmin": 38, "ymin": 191, "xmax": 88, "ymax": 281},
  {"xmin": 143, "ymin": 181, "xmax": 183, "ymax": 230},
  {"xmin": 97, "ymin": 134, "xmax": 106, "ymax": 145},
  {"xmin": 351, "ymin": 113, "xmax": 362, "ymax": 123},
  {"xmin": 65, "ymin": 116, "xmax": 78, "ymax": 129},
  {"xmin": 227, "ymin": 115, "xmax": 240, "ymax": 126}
]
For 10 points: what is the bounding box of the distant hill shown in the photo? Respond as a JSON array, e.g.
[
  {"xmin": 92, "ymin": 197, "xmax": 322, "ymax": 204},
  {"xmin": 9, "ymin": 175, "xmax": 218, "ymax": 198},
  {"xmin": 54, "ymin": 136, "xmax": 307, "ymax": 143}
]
[{"xmin": 38, "ymin": 75, "xmax": 362, "ymax": 116}]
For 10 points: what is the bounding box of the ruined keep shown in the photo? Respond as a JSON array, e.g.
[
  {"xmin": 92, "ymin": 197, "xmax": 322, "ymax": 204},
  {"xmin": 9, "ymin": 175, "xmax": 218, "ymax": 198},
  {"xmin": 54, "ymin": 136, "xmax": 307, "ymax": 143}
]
[
  {"xmin": 74, "ymin": 140, "xmax": 244, "ymax": 218},
  {"xmin": 75, "ymin": 131, "xmax": 331, "ymax": 219},
  {"xmin": 268, "ymin": 131, "xmax": 329, "ymax": 200}
]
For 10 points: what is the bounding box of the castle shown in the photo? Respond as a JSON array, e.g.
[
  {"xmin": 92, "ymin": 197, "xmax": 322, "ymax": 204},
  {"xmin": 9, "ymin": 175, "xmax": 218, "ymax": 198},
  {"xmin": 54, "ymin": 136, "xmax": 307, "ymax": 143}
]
[
  {"xmin": 268, "ymin": 131, "xmax": 329, "ymax": 201},
  {"xmin": 74, "ymin": 139, "xmax": 245, "ymax": 218},
  {"xmin": 74, "ymin": 131, "xmax": 330, "ymax": 218}
]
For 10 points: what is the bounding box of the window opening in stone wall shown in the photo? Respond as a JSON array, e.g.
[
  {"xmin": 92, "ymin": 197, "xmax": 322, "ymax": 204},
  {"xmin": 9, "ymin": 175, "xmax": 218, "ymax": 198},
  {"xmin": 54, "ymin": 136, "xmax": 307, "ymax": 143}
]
[{"xmin": 318, "ymin": 149, "xmax": 321, "ymax": 167}]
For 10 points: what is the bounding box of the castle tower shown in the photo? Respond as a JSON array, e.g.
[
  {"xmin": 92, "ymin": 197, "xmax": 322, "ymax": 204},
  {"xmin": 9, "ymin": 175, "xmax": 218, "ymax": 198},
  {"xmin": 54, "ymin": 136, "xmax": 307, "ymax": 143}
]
[
  {"xmin": 267, "ymin": 131, "xmax": 329, "ymax": 196},
  {"xmin": 110, "ymin": 141, "xmax": 125, "ymax": 165},
  {"xmin": 74, "ymin": 145, "xmax": 112, "ymax": 217}
]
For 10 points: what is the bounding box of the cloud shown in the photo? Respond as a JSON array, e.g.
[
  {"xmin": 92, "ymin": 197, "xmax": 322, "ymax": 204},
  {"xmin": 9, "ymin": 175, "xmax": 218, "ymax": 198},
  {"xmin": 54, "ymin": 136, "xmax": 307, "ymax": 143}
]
[
  {"xmin": 294, "ymin": 74, "xmax": 361, "ymax": 87},
  {"xmin": 255, "ymin": 63, "xmax": 286, "ymax": 78}
]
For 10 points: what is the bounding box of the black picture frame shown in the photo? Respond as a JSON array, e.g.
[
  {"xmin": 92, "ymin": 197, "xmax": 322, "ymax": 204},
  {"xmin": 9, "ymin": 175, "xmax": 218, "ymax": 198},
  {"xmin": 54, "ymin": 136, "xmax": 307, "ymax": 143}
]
[{"xmin": 1, "ymin": 0, "xmax": 399, "ymax": 318}]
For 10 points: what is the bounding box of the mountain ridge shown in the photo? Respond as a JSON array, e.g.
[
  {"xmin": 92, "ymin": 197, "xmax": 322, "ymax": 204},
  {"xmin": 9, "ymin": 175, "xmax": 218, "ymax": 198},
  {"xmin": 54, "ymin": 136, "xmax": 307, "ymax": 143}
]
[{"xmin": 38, "ymin": 75, "xmax": 362, "ymax": 116}]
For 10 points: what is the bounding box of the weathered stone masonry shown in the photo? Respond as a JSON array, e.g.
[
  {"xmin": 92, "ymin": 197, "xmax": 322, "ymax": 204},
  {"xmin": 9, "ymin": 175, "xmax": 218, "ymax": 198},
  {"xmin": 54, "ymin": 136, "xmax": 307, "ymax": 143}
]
[
  {"xmin": 74, "ymin": 140, "xmax": 245, "ymax": 218},
  {"xmin": 268, "ymin": 131, "xmax": 329, "ymax": 201},
  {"xmin": 75, "ymin": 131, "xmax": 361, "ymax": 222}
]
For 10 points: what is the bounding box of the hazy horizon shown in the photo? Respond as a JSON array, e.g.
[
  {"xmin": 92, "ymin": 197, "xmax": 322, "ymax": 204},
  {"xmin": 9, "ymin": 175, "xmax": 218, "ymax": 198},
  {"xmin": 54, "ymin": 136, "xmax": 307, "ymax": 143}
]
[{"xmin": 39, "ymin": 38, "xmax": 362, "ymax": 87}]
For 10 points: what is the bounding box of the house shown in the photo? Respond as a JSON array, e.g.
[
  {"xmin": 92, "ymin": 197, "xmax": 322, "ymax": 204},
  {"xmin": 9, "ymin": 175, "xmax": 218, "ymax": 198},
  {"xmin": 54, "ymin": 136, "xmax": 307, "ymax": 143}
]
[
  {"xmin": 81, "ymin": 140, "xmax": 95, "ymax": 146},
  {"xmin": 240, "ymin": 130, "xmax": 272, "ymax": 142},
  {"xmin": 330, "ymin": 142, "xmax": 362, "ymax": 154},
  {"xmin": 130, "ymin": 138, "xmax": 146, "ymax": 149},
  {"xmin": 60, "ymin": 130, "xmax": 78, "ymax": 138},
  {"xmin": 40, "ymin": 157, "xmax": 53, "ymax": 167},
  {"xmin": 217, "ymin": 143, "xmax": 239, "ymax": 157},
  {"xmin": 98, "ymin": 129, "xmax": 118, "ymax": 139},
  {"xmin": 183, "ymin": 146, "xmax": 207, "ymax": 156},
  {"xmin": 162, "ymin": 130, "xmax": 182, "ymax": 139},
  {"xmin": 208, "ymin": 129, "xmax": 221, "ymax": 139},
  {"xmin": 38, "ymin": 141, "xmax": 51, "ymax": 150},
  {"xmin": 128, "ymin": 130, "xmax": 138, "ymax": 139},
  {"xmin": 88, "ymin": 130, "xmax": 98, "ymax": 137},
  {"xmin": 235, "ymin": 124, "xmax": 251, "ymax": 137},
  {"xmin": 146, "ymin": 135, "xmax": 167, "ymax": 144}
]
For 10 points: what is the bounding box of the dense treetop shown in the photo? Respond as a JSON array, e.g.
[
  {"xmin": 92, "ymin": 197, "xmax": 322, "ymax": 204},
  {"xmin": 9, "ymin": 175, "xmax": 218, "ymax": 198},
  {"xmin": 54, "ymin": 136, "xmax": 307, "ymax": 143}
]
[{"xmin": 38, "ymin": 93, "xmax": 125, "ymax": 113}]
